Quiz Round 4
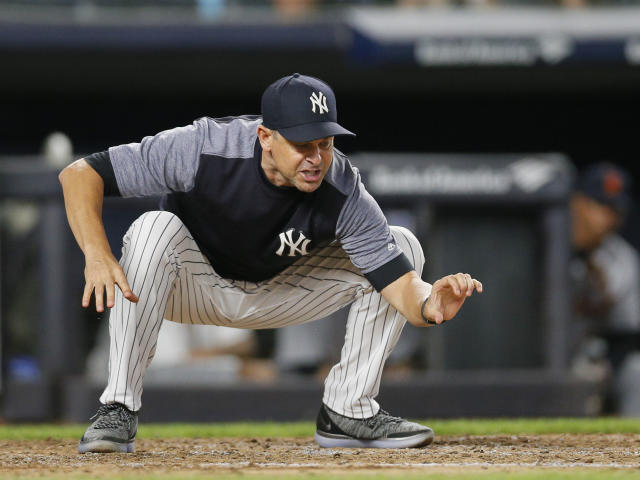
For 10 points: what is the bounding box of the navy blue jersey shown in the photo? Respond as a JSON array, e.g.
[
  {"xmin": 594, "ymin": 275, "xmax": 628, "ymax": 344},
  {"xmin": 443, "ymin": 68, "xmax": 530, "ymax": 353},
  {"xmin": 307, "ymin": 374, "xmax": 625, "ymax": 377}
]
[{"xmin": 85, "ymin": 116, "xmax": 412, "ymax": 290}]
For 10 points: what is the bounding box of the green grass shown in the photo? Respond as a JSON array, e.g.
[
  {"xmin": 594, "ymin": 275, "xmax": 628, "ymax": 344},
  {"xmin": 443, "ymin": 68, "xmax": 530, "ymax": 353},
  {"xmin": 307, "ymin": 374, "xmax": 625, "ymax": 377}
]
[
  {"xmin": 2, "ymin": 417, "xmax": 640, "ymax": 440},
  {"xmin": 4, "ymin": 419, "xmax": 640, "ymax": 479}
]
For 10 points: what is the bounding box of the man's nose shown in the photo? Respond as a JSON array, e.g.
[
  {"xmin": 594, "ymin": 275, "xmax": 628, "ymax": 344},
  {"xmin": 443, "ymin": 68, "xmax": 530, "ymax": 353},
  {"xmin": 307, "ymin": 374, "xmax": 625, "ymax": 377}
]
[{"xmin": 306, "ymin": 146, "xmax": 322, "ymax": 164}]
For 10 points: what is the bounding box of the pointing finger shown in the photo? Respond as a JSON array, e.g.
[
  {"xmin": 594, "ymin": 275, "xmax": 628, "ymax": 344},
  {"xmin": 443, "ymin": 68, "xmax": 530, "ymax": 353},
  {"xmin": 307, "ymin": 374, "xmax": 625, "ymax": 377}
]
[
  {"xmin": 474, "ymin": 279, "xmax": 483, "ymax": 293},
  {"xmin": 116, "ymin": 272, "xmax": 138, "ymax": 303},
  {"xmin": 124, "ymin": 290, "xmax": 139, "ymax": 303}
]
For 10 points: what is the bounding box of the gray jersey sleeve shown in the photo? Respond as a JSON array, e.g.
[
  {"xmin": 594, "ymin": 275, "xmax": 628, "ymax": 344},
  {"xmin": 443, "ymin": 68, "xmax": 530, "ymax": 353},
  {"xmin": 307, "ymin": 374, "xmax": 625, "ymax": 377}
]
[
  {"xmin": 336, "ymin": 170, "xmax": 403, "ymax": 275},
  {"xmin": 108, "ymin": 117, "xmax": 209, "ymax": 198}
]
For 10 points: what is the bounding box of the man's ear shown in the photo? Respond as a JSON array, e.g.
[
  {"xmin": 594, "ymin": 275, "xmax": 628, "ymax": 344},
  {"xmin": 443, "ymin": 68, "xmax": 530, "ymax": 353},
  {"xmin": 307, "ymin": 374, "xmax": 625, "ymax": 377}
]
[{"xmin": 257, "ymin": 125, "xmax": 273, "ymax": 152}]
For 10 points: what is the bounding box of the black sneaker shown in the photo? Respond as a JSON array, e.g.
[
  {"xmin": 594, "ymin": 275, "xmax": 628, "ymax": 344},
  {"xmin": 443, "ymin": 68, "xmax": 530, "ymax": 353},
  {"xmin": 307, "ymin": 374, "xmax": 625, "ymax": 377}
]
[
  {"xmin": 78, "ymin": 403, "xmax": 138, "ymax": 453},
  {"xmin": 314, "ymin": 404, "xmax": 434, "ymax": 448}
]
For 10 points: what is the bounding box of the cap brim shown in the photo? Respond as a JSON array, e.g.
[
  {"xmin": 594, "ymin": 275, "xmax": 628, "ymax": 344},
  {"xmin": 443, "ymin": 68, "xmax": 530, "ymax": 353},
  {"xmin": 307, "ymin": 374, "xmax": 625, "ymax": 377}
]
[
  {"xmin": 278, "ymin": 122, "xmax": 355, "ymax": 142},
  {"xmin": 586, "ymin": 193, "xmax": 631, "ymax": 214}
]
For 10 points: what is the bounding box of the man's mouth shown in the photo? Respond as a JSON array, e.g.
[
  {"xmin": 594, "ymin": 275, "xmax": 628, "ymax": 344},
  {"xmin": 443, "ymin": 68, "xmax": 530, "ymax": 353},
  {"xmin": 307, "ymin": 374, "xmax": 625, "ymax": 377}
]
[{"xmin": 300, "ymin": 169, "xmax": 322, "ymax": 182}]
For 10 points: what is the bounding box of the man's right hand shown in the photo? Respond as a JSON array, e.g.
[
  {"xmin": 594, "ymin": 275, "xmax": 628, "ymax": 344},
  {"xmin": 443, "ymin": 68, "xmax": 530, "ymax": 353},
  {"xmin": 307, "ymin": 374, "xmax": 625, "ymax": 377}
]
[
  {"xmin": 83, "ymin": 252, "xmax": 138, "ymax": 312},
  {"xmin": 58, "ymin": 159, "xmax": 139, "ymax": 313}
]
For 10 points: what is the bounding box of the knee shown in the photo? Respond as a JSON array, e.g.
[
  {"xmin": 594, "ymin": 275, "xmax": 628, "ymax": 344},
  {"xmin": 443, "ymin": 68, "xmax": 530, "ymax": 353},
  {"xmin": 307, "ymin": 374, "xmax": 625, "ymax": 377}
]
[
  {"xmin": 132, "ymin": 211, "xmax": 178, "ymax": 230},
  {"xmin": 121, "ymin": 211, "xmax": 183, "ymax": 259},
  {"xmin": 124, "ymin": 211, "xmax": 179, "ymax": 243},
  {"xmin": 389, "ymin": 226, "xmax": 425, "ymax": 273}
]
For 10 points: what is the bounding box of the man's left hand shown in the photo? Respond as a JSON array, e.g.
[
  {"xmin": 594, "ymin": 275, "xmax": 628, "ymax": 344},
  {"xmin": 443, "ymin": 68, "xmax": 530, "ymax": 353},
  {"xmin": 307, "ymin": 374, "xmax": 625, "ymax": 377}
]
[{"xmin": 422, "ymin": 273, "xmax": 483, "ymax": 325}]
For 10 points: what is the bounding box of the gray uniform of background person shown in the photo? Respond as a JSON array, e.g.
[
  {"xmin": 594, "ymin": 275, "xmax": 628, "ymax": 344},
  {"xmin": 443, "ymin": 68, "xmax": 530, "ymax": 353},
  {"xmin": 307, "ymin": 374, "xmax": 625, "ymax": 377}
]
[
  {"xmin": 87, "ymin": 115, "xmax": 425, "ymax": 418},
  {"xmin": 571, "ymin": 233, "xmax": 640, "ymax": 414},
  {"xmin": 571, "ymin": 234, "xmax": 640, "ymax": 334}
]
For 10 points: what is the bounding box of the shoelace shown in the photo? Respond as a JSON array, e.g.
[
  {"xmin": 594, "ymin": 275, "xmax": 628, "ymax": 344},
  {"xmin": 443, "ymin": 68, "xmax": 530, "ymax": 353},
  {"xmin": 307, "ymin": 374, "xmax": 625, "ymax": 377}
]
[
  {"xmin": 90, "ymin": 404, "xmax": 134, "ymax": 430},
  {"xmin": 364, "ymin": 409, "xmax": 405, "ymax": 430}
]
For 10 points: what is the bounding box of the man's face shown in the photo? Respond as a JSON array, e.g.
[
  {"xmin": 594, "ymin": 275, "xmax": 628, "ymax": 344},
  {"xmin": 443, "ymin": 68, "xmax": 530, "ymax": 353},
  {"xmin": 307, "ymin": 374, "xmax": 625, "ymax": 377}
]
[
  {"xmin": 259, "ymin": 127, "xmax": 334, "ymax": 193},
  {"xmin": 571, "ymin": 193, "xmax": 622, "ymax": 251}
]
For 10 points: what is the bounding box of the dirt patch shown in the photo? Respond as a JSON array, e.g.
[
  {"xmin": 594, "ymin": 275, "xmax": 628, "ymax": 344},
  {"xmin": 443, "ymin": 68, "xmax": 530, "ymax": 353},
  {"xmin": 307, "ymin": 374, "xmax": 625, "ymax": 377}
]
[{"xmin": 2, "ymin": 435, "xmax": 640, "ymax": 475}]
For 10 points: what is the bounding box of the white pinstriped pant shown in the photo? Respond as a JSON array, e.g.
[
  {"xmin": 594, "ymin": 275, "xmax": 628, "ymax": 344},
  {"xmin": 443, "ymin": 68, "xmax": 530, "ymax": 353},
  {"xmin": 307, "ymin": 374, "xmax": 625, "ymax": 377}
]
[{"xmin": 100, "ymin": 211, "xmax": 425, "ymax": 419}]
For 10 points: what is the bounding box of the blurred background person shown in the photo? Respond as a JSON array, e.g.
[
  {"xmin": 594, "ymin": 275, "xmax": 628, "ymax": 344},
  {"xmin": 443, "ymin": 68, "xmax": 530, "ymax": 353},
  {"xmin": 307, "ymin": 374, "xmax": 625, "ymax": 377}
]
[{"xmin": 569, "ymin": 163, "xmax": 640, "ymax": 412}]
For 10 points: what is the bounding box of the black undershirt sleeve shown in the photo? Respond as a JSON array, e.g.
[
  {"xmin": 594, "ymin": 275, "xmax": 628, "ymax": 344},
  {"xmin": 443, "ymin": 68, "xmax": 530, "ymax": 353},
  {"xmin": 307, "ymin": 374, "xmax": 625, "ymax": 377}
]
[
  {"xmin": 364, "ymin": 253, "xmax": 414, "ymax": 292},
  {"xmin": 84, "ymin": 150, "xmax": 121, "ymax": 197}
]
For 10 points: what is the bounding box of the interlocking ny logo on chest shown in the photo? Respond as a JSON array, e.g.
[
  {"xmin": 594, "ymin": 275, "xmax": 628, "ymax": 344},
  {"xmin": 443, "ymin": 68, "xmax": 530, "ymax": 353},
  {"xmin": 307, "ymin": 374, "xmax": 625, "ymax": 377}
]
[{"xmin": 276, "ymin": 229, "xmax": 311, "ymax": 257}]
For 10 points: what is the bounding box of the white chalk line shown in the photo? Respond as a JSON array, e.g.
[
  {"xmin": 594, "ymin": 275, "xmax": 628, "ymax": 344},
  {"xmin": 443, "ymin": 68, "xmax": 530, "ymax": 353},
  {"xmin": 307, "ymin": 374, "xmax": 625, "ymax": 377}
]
[
  {"xmin": 14, "ymin": 456, "xmax": 637, "ymax": 470},
  {"xmin": 175, "ymin": 462, "xmax": 640, "ymax": 469}
]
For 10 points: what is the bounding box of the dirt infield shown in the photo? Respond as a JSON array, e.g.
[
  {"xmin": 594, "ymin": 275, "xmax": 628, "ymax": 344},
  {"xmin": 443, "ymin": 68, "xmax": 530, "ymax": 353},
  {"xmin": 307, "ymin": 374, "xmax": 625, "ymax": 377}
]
[{"xmin": 2, "ymin": 434, "xmax": 640, "ymax": 475}]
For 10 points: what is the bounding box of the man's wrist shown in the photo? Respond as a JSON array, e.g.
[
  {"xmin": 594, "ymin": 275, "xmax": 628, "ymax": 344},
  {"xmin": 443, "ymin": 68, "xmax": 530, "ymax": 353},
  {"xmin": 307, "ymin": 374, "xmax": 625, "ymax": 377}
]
[
  {"xmin": 420, "ymin": 295, "xmax": 438, "ymax": 325},
  {"xmin": 83, "ymin": 242, "xmax": 113, "ymax": 260}
]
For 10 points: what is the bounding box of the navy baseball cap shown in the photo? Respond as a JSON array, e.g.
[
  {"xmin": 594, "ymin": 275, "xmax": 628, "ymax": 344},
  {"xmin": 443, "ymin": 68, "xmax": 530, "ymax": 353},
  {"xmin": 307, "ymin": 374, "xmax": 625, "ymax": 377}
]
[
  {"xmin": 261, "ymin": 73, "xmax": 355, "ymax": 142},
  {"xmin": 577, "ymin": 163, "xmax": 632, "ymax": 213}
]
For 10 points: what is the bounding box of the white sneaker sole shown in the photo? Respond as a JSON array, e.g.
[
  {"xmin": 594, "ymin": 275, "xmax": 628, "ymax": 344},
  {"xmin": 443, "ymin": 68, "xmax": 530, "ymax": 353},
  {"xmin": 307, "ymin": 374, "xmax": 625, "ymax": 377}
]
[
  {"xmin": 78, "ymin": 439, "xmax": 135, "ymax": 453},
  {"xmin": 314, "ymin": 429, "xmax": 434, "ymax": 449}
]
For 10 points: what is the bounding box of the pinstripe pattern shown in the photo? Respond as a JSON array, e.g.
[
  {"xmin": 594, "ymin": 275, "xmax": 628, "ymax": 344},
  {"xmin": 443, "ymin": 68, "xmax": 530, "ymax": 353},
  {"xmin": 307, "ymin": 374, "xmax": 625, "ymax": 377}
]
[
  {"xmin": 100, "ymin": 212, "xmax": 424, "ymax": 417},
  {"xmin": 323, "ymin": 226, "xmax": 425, "ymax": 418}
]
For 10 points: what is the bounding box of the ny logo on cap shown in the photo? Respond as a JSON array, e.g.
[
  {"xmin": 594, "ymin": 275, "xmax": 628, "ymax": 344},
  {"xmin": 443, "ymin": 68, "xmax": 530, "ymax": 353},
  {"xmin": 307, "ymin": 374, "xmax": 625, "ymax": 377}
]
[{"xmin": 310, "ymin": 91, "xmax": 329, "ymax": 114}]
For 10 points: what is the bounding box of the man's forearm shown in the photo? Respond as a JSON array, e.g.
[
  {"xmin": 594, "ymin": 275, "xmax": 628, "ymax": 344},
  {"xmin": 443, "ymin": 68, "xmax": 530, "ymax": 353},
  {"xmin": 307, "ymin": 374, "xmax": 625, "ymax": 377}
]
[
  {"xmin": 59, "ymin": 159, "xmax": 111, "ymax": 257},
  {"xmin": 381, "ymin": 271, "xmax": 432, "ymax": 327}
]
